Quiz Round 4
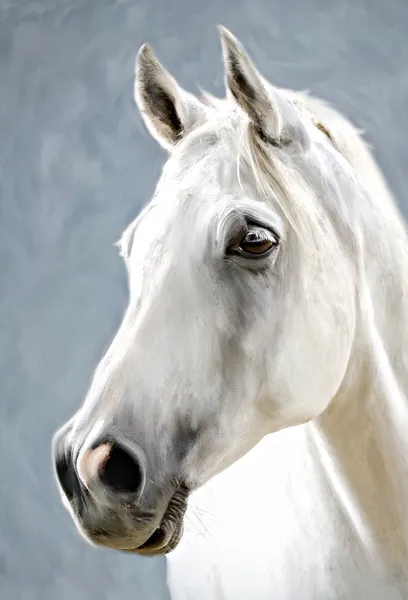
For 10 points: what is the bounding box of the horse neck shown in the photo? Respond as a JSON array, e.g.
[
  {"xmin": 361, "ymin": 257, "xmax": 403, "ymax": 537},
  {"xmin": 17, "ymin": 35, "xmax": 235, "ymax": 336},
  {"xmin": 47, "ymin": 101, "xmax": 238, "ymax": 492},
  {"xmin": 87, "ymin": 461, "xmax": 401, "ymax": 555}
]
[{"xmin": 310, "ymin": 151, "xmax": 408, "ymax": 572}]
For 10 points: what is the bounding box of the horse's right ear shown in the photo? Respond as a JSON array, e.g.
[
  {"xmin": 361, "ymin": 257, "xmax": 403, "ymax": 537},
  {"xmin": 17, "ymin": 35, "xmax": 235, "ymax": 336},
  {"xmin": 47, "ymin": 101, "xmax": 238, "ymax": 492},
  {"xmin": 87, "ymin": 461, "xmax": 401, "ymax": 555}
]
[{"xmin": 134, "ymin": 44, "xmax": 206, "ymax": 151}]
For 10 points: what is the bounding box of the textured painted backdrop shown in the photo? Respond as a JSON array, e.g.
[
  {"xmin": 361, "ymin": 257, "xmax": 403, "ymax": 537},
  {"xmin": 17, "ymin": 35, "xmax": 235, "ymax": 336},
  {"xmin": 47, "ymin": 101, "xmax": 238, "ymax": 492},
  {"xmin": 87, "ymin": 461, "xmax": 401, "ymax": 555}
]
[{"xmin": 1, "ymin": 0, "xmax": 408, "ymax": 598}]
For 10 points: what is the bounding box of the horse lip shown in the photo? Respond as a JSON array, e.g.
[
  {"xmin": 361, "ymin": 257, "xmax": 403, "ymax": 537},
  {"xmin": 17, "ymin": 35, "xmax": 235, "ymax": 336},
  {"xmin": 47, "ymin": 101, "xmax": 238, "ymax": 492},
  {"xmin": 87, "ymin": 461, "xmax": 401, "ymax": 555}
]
[
  {"xmin": 129, "ymin": 484, "xmax": 189, "ymax": 556},
  {"xmin": 132, "ymin": 522, "xmax": 182, "ymax": 555}
]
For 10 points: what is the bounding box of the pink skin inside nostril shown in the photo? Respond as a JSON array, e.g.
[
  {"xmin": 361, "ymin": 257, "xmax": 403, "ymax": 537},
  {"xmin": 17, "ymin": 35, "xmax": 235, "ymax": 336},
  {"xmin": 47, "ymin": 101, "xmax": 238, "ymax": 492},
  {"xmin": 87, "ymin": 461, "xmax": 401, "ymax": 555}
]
[{"xmin": 77, "ymin": 443, "xmax": 112, "ymax": 488}]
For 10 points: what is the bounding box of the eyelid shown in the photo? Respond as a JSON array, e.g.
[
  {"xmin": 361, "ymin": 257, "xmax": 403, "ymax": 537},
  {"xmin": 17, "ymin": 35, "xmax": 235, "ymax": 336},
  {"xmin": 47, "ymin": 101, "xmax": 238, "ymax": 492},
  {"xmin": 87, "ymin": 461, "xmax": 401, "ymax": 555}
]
[
  {"xmin": 238, "ymin": 205, "xmax": 284, "ymax": 241},
  {"xmin": 224, "ymin": 212, "xmax": 281, "ymax": 255}
]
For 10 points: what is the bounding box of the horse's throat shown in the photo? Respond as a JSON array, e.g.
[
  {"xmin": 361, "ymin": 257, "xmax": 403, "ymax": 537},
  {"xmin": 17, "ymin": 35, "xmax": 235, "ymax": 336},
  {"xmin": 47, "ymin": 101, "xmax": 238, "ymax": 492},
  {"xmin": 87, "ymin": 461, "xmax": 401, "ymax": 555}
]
[{"xmin": 311, "ymin": 322, "xmax": 408, "ymax": 573}]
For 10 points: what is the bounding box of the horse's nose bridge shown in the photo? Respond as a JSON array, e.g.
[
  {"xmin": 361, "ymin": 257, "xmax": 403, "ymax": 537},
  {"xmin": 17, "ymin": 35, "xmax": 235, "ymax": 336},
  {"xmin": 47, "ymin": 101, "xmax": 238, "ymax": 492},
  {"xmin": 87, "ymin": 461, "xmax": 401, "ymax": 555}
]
[
  {"xmin": 57, "ymin": 339, "xmax": 180, "ymax": 490},
  {"xmin": 67, "ymin": 359, "xmax": 136, "ymax": 448}
]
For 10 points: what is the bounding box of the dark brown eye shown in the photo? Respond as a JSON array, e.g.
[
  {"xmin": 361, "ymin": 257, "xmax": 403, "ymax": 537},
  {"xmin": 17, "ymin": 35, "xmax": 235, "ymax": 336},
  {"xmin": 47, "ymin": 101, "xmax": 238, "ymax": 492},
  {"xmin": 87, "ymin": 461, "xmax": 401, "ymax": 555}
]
[{"xmin": 237, "ymin": 226, "xmax": 278, "ymax": 258}]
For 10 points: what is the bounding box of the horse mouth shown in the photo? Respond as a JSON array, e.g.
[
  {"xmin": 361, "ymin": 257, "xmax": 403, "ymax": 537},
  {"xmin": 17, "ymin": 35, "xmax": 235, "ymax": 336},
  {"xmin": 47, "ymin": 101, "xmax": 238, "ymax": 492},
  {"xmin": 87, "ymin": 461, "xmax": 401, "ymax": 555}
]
[{"xmin": 130, "ymin": 485, "xmax": 189, "ymax": 556}]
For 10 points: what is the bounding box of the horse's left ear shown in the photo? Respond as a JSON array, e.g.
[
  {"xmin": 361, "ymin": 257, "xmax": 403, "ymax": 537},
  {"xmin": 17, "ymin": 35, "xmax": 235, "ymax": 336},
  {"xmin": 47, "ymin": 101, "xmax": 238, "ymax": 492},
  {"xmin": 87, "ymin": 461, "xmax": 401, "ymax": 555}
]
[
  {"xmin": 135, "ymin": 44, "xmax": 206, "ymax": 151},
  {"xmin": 218, "ymin": 26, "xmax": 281, "ymax": 141},
  {"xmin": 219, "ymin": 26, "xmax": 308, "ymax": 150}
]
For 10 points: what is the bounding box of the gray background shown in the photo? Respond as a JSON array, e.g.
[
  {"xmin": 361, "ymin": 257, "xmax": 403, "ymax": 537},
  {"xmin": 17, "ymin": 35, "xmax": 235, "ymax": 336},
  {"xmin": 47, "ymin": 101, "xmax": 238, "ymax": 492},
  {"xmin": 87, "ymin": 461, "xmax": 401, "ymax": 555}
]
[{"xmin": 1, "ymin": 0, "xmax": 407, "ymax": 598}]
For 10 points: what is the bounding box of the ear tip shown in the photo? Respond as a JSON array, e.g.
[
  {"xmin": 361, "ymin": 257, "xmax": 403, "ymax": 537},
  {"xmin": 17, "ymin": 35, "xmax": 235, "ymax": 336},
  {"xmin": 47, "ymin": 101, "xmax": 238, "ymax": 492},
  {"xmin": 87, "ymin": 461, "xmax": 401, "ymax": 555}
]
[
  {"xmin": 136, "ymin": 43, "xmax": 155, "ymax": 69},
  {"xmin": 217, "ymin": 24, "xmax": 233, "ymax": 40},
  {"xmin": 138, "ymin": 43, "xmax": 153, "ymax": 58},
  {"xmin": 218, "ymin": 25, "xmax": 244, "ymax": 59}
]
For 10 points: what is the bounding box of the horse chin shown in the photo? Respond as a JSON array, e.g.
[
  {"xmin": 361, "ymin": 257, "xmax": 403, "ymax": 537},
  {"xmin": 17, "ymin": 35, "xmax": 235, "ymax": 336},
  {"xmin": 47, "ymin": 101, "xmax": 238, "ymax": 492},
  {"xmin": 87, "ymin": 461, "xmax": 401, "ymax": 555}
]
[{"xmin": 126, "ymin": 484, "xmax": 189, "ymax": 557}]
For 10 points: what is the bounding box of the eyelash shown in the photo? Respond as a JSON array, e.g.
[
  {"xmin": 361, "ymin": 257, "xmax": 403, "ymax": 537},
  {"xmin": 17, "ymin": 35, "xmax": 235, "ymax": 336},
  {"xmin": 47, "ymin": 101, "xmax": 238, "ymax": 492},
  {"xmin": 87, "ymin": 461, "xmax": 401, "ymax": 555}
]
[{"xmin": 226, "ymin": 222, "xmax": 280, "ymax": 261}]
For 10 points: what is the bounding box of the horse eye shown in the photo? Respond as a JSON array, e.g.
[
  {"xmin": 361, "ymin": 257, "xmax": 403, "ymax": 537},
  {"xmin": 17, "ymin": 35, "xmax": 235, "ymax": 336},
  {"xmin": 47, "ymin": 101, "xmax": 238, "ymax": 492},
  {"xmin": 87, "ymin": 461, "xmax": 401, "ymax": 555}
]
[{"xmin": 234, "ymin": 226, "xmax": 278, "ymax": 258}]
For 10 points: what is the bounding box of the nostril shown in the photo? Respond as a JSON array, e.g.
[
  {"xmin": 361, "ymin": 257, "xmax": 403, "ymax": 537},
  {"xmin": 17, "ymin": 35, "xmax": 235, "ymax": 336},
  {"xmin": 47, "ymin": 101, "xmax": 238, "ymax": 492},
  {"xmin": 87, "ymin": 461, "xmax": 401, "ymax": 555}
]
[{"xmin": 99, "ymin": 443, "xmax": 143, "ymax": 494}]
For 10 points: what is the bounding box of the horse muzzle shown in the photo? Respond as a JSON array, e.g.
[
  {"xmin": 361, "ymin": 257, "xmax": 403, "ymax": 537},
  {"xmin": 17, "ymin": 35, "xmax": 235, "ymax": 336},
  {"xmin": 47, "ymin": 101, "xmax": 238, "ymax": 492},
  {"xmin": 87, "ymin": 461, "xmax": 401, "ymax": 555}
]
[{"xmin": 52, "ymin": 424, "xmax": 190, "ymax": 555}]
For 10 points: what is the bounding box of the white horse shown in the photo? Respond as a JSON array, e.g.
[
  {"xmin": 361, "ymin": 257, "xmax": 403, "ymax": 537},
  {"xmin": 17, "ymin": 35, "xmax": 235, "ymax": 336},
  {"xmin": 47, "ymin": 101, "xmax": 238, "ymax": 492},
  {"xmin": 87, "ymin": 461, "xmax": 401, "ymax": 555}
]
[{"xmin": 53, "ymin": 27, "xmax": 408, "ymax": 600}]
